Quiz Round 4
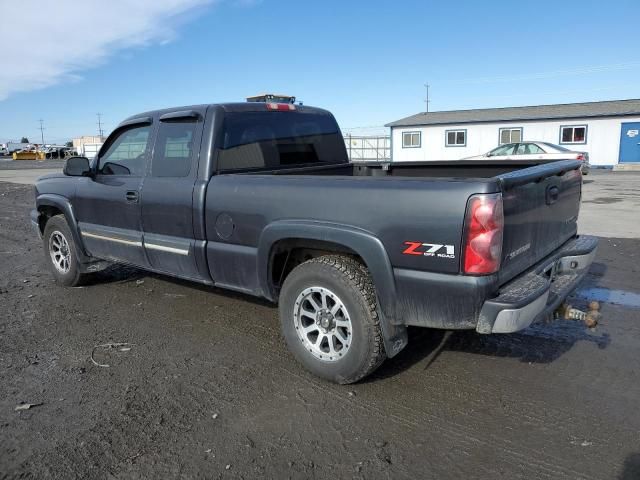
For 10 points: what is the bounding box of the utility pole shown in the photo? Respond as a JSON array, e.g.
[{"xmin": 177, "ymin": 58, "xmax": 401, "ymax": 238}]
[
  {"xmin": 96, "ymin": 113, "xmax": 104, "ymax": 138},
  {"xmin": 424, "ymin": 83, "xmax": 430, "ymax": 113},
  {"xmin": 38, "ymin": 119, "xmax": 45, "ymax": 145}
]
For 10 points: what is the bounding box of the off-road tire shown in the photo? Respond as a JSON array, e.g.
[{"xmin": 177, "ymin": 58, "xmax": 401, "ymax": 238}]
[
  {"xmin": 42, "ymin": 214, "xmax": 89, "ymax": 287},
  {"xmin": 279, "ymin": 255, "xmax": 386, "ymax": 384}
]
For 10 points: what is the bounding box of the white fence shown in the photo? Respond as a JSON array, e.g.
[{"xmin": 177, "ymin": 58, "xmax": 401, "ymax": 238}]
[
  {"xmin": 77, "ymin": 137, "xmax": 392, "ymax": 163},
  {"xmin": 344, "ymin": 135, "xmax": 390, "ymax": 162},
  {"xmin": 79, "ymin": 143, "xmax": 103, "ymax": 158}
]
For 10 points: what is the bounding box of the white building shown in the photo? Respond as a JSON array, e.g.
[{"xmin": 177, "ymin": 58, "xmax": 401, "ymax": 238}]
[
  {"xmin": 387, "ymin": 99, "xmax": 640, "ymax": 167},
  {"xmin": 73, "ymin": 135, "xmax": 105, "ymax": 158}
]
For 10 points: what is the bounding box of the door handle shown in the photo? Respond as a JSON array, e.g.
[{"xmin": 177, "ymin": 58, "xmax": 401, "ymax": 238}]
[
  {"xmin": 546, "ymin": 185, "xmax": 559, "ymax": 205},
  {"xmin": 125, "ymin": 191, "xmax": 139, "ymax": 203}
]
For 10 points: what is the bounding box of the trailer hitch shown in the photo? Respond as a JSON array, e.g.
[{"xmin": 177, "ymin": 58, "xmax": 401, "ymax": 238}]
[{"xmin": 555, "ymin": 301, "xmax": 601, "ymax": 328}]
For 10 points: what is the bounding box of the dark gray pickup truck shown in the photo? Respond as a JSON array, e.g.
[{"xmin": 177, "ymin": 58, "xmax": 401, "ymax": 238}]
[{"xmin": 31, "ymin": 101, "xmax": 598, "ymax": 383}]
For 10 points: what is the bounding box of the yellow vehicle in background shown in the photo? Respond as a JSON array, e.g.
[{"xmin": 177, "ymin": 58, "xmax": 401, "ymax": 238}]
[{"xmin": 12, "ymin": 149, "xmax": 45, "ymax": 160}]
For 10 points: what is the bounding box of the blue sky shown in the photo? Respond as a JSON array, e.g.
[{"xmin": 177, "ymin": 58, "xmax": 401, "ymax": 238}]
[{"xmin": 1, "ymin": 0, "xmax": 639, "ymax": 143}]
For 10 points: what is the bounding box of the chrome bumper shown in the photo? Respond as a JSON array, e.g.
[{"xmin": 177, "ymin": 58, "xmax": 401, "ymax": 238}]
[{"xmin": 477, "ymin": 236, "xmax": 598, "ymax": 334}]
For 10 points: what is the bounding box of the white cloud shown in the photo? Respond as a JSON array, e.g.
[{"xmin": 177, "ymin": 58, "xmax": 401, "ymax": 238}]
[{"xmin": 0, "ymin": 0, "xmax": 215, "ymax": 100}]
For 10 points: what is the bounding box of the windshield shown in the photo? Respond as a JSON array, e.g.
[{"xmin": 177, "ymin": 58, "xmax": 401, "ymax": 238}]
[{"xmin": 218, "ymin": 111, "xmax": 347, "ymax": 171}]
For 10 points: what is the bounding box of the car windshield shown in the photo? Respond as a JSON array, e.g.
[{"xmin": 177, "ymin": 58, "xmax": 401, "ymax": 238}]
[{"xmin": 489, "ymin": 144, "xmax": 515, "ymax": 156}]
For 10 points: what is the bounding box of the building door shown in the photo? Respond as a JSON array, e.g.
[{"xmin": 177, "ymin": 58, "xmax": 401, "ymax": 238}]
[{"xmin": 619, "ymin": 122, "xmax": 640, "ymax": 163}]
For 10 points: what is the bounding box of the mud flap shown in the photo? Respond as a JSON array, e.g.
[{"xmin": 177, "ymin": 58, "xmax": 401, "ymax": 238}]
[{"xmin": 378, "ymin": 308, "xmax": 408, "ymax": 358}]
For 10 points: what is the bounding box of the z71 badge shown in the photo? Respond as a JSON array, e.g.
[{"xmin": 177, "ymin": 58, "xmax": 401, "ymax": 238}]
[{"xmin": 402, "ymin": 242, "xmax": 455, "ymax": 259}]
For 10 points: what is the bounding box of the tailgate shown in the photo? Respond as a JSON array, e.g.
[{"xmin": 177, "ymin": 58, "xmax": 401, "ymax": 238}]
[{"xmin": 497, "ymin": 160, "xmax": 582, "ymax": 285}]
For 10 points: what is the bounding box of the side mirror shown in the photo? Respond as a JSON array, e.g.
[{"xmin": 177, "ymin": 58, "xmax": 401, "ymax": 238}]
[{"xmin": 63, "ymin": 156, "xmax": 91, "ymax": 176}]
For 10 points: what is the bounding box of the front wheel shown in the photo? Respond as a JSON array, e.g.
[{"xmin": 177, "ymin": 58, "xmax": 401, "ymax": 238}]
[
  {"xmin": 279, "ymin": 255, "xmax": 386, "ymax": 384},
  {"xmin": 43, "ymin": 215, "xmax": 89, "ymax": 287}
]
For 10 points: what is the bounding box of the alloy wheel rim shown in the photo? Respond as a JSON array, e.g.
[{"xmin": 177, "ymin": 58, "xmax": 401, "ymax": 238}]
[
  {"xmin": 49, "ymin": 231, "xmax": 71, "ymax": 274},
  {"xmin": 293, "ymin": 286, "xmax": 352, "ymax": 362}
]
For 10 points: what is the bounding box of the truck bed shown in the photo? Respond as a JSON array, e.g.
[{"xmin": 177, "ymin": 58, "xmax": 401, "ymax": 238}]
[{"xmin": 246, "ymin": 159, "xmax": 568, "ymax": 180}]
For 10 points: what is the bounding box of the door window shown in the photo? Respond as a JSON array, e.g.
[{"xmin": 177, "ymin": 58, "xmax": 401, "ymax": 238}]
[
  {"xmin": 98, "ymin": 125, "xmax": 151, "ymax": 176},
  {"xmin": 515, "ymin": 144, "xmax": 527, "ymax": 154},
  {"xmin": 525, "ymin": 143, "xmax": 545, "ymax": 154},
  {"xmin": 152, "ymin": 120, "xmax": 197, "ymax": 177}
]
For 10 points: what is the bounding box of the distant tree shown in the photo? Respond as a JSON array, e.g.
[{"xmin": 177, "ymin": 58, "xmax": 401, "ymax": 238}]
[
  {"xmin": 20, "ymin": 137, "xmax": 29, "ymax": 143},
  {"xmin": 65, "ymin": 141, "xmax": 73, "ymax": 147}
]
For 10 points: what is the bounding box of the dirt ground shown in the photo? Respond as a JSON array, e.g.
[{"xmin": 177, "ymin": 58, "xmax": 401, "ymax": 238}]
[{"xmin": 1, "ymin": 180, "xmax": 640, "ymax": 479}]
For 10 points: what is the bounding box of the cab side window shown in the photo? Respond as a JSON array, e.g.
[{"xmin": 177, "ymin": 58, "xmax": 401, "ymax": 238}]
[
  {"xmin": 151, "ymin": 120, "xmax": 197, "ymax": 177},
  {"xmin": 99, "ymin": 125, "xmax": 151, "ymax": 176}
]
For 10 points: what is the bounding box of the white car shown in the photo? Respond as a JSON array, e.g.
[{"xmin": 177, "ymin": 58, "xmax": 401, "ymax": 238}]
[{"xmin": 465, "ymin": 142, "xmax": 590, "ymax": 174}]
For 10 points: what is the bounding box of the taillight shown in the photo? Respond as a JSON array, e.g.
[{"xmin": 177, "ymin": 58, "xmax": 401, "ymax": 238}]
[
  {"xmin": 576, "ymin": 153, "xmax": 584, "ymax": 161},
  {"xmin": 463, "ymin": 193, "xmax": 504, "ymax": 275},
  {"xmin": 266, "ymin": 103, "xmax": 296, "ymax": 111}
]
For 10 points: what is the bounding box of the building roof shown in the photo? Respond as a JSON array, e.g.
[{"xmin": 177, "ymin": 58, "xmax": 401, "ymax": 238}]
[{"xmin": 386, "ymin": 99, "xmax": 640, "ymax": 128}]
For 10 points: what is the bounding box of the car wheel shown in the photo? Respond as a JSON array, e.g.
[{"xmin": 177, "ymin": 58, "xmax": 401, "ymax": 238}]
[
  {"xmin": 43, "ymin": 214, "xmax": 89, "ymax": 287},
  {"xmin": 279, "ymin": 255, "xmax": 386, "ymax": 384}
]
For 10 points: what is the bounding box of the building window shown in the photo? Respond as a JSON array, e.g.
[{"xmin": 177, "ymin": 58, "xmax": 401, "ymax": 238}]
[
  {"xmin": 402, "ymin": 131, "xmax": 421, "ymax": 148},
  {"xmin": 445, "ymin": 129, "xmax": 466, "ymax": 147},
  {"xmin": 560, "ymin": 125, "xmax": 587, "ymax": 144},
  {"xmin": 499, "ymin": 127, "xmax": 522, "ymax": 144}
]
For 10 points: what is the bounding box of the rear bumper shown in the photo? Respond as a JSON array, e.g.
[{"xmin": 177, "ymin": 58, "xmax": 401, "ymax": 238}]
[{"xmin": 476, "ymin": 235, "xmax": 598, "ymax": 334}]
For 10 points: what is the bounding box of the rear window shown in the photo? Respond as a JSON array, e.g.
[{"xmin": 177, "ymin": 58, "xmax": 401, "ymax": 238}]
[
  {"xmin": 217, "ymin": 111, "xmax": 347, "ymax": 171},
  {"xmin": 541, "ymin": 142, "xmax": 571, "ymax": 152}
]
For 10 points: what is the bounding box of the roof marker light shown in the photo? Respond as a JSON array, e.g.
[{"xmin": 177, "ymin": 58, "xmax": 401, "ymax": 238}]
[{"xmin": 266, "ymin": 103, "xmax": 296, "ymax": 111}]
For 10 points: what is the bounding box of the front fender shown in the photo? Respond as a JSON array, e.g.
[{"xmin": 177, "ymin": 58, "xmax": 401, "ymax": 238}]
[
  {"xmin": 257, "ymin": 220, "xmax": 408, "ymax": 357},
  {"xmin": 36, "ymin": 194, "xmax": 90, "ymax": 262}
]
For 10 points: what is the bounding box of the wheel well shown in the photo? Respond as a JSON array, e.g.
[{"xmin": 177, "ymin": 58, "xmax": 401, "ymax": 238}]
[
  {"xmin": 37, "ymin": 205, "xmax": 63, "ymax": 233},
  {"xmin": 269, "ymin": 239, "xmax": 364, "ymax": 298}
]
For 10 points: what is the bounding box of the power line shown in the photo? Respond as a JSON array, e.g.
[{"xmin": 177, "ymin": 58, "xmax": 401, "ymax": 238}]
[
  {"xmin": 424, "ymin": 83, "xmax": 430, "ymax": 112},
  {"xmin": 96, "ymin": 113, "xmax": 104, "ymax": 138},
  {"xmin": 342, "ymin": 125, "xmax": 386, "ymax": 130},
  {"xmin": 38, "ymin": 119, "xmax": 45, "ymax": 145},
  {"xmin": 453, "ymin": 60, "xmax": 640, "ymax": 85}
]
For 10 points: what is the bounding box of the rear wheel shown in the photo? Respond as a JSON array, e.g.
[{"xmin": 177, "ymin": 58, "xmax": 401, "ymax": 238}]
[
  {"xmin": 279, "ymin": 255, "xmax": 386, "ymax": 384},
  {"xmin": 43, "ymin": 215, "xmax": 89, "ymax": 287}
]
